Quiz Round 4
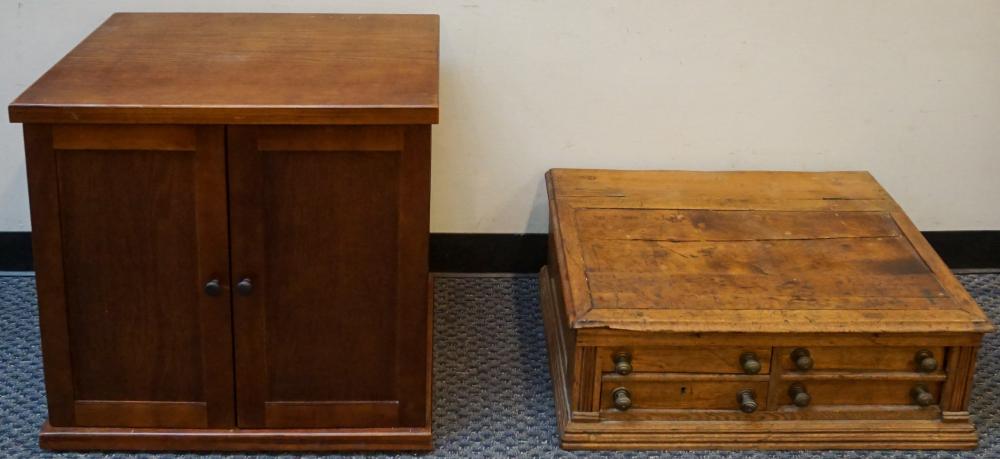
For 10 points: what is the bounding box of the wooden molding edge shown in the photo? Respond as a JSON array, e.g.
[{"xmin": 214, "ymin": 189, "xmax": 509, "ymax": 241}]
[{"xmin": 39, "ymin": 422, "xmax": 433, "ymax": 452}]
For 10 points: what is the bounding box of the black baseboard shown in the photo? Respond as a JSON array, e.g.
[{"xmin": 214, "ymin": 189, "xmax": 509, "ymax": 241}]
[
  {"xmin": 922, "ymin": 231, "xmax": 1000, "ymax": 272},
  {"xmin": 1, "ymin": 231, "xmax": 997, "ymax": 273},
  {"xmin": 0, "ymin": 232, "xmax": 33, "ymax": 272},
  {"xmin": 430, "ymin": 233, "xmax": 548, "ymax": 273}
]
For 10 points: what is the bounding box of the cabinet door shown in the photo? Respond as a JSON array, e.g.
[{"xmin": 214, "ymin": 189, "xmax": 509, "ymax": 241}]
[
  {"xmin": 227, "ymin": 125, "xmax": 431, "ymax": 429},
  {"xmin": 24, "ymin": 124, "xmax": 234, "ymax": 428}
]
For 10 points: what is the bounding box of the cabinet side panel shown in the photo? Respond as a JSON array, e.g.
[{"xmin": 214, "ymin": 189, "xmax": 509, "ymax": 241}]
[
  {"xmin": 23, "ymin": 124, "xmax": 75, "ymax": 426},
  {"xmin": 396, "ymin": 125, "xmax": 431, "ymax": 427}
]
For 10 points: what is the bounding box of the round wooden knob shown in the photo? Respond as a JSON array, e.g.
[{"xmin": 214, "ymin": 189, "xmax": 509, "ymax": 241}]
[
  {"xmin": 791, "ymin": 348, "xmax": 813, "ymax": 371},
  {"xmin": 788, "ymin": 382, "xmax": 811, "ymax": 407},
  {"xmin": 914, "ymin": 350, "xmax": 938, "ymax": 373},
  {"xmin": 612, "ymin": 351, "xmax": 633, "ymax": 375},
  {"xmin": 911, "ymin": 385, "xmax": 934, "ymax": 407},
  {"xmin": 737, "ymin": 389, "xmax": 758, "ymax": 413},
  {"xmin": 740, "ymin": 352, "xmax": 762, "ymax": 375},
  {"xmin": 236, "ymin": 278, "xmax": 253, "ymax": 296},
  {"xmin": 612, "ymin": 387, "xmax": 632, "ymax": 411},
  {"xmin": 204, "ymin": 279, "xmax": 222, "ymax": 296}
]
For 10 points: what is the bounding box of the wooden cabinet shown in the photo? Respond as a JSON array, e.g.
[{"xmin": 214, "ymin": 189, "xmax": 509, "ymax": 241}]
[
  {"xmin": 9, "ymin": 13, "xmax": 437, "ymax": 452},
  {"xmin": 541, "ymin": 169, "xmax": 993, "ymax": 450}
]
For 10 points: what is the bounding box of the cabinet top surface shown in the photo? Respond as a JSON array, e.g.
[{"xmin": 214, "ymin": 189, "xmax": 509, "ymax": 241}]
[
  {"xmin": 9, "ymin": 13, "xmax": 439, "ymax": 125},
  {"xmin": 547, "ymin": 169, "xmax": 993, "ymax": 335}
]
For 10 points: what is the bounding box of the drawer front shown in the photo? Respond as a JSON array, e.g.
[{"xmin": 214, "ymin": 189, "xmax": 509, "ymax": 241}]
[
  {"xmin": 778, "ymin": 346, "xmax": 945, "ymax": 372},
  {"xmin": 599, "ymin": 347, "xmax": 771, "ymax": 374},
  {"xmin": 777, "ymin": 380, "xmax": 941, "ymax": 406},
  {"xmin": 601, "ymin": 379, "xmax": 769, "ymax": 411}
]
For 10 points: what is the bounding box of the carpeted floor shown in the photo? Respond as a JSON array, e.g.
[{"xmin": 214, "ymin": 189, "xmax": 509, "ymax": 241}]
[{"xmin": 1, "ymin": 273, "xmax": 999, "ymax": 458}]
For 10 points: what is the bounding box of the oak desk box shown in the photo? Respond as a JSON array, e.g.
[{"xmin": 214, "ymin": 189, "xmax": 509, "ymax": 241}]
[
  {"xmin": 540, "ymin": 169, "xmax": 993, "ymax": 450},
  {"xmin": 9, "ymin": 13, "xmax": 437, "ymax": 452}
]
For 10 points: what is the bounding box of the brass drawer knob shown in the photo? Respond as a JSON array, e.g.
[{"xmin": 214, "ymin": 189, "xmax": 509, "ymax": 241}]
[
  {"xmin": 612, "ymin": 351, "xmax": 633, "ymax": 375},
  {"xmin": 791, "ymin": 348, "xmax": 814, "ymax": 371},
  {"xmin": 612, "ymin": 387, "xmax": 632, "ymax": 411},
  {"xmin": 737, "ymin": 389, "xmax": 758, "ymax": 413},
  {"xmin": 740, "ymin": 352, "xmax": 762, "ymax": 375},
  {"xmin": 788, "ymin": 382, "xmax": 811, "ymax": 407},
  {"xmin": 911, "ymin": 384, "xmax": 934, "ymax": 407},
  {"xmin": 914, "ymin": 350, "xmax": 938, "ymax": 373}
]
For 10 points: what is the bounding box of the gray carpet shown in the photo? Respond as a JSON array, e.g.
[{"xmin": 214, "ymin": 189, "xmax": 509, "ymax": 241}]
[{"xmin": 1, "ymin": 273, "xmax": 999, "ymax": 458}]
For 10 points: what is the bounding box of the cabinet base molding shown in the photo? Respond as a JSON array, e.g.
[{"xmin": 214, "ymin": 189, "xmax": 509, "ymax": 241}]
[{"xmin": 39, "ymin": 422, "xmax": 433, "ymax": 452}]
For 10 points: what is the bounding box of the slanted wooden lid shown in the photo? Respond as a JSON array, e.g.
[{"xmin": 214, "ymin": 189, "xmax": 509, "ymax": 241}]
[
  {"xmin": 547, "ymin": 169, "xmax": 993, "ymax": 334},
  {"xmin": 9, "ymin": 13, "xmax": 438, "ymax": 125}
]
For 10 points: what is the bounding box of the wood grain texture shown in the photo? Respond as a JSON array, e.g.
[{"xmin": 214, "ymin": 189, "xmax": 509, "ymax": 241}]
[
  {"xmin": 74, "ymin": 401, "xmax": 208, "ymax": 428},
  {"xmin": 573, "ymin": 347, "xmax": 599, "ymax": 413},
  {"xmin": 774, "ymin": 380, "xmax": 940, "ymax": 406},
  {"xmin": 24, "ymin": 124, "xmax": 75, "ymax": 426},
  {"xmin": 264, "ymin": 401, "xmax": 400, "ymax": 428},
  {"xmin": 228, "ymin": 125, "xmax": 429, "ymax": 430},
  {"xmin": 539, "ymin": 267, "xmax": 574, "ymax": 434},
  {"xmin": 9, "ymin": 13, "xmax": 439, "ymax": 125},
  {"xmin": 600, "ymin": 379, "xmax": 769, "ymax": 411},
  {"xmin": 39, "ymin": 422, "xmax": 433, "ymax": 452},
  {"xmin": 776, "ymin": 346, "xmax": 945, "ymax": 373},
  {"xmin": 547, "ymin": 169, "xmax": 993, "ymax": 333},
  {"xmin": 26, "ymin": 124, "xmax": 233, "ymax": 430},
  {"xmin": 597, "ymin": 347, "xmax": 771, "ymax": 374},
  {"xmin": 542, "ymin": 169, "xmax": 990, "ymax": 450},
  {"xmin": 18, "ymin": 12, "xmax": 438, "ymax": 451},
  {"xmin": 538, "ymin": 266, "xmax": 980, "ymax": 449},
  {"xmin": 941, "ymin": 347, "xmax": 979, "ymax": 413}
]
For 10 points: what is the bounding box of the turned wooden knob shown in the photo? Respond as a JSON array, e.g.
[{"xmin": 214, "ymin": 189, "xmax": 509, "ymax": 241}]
[
  {"xmin": 914, "ymin": 350, "xmax": 938, "ymax": 373},
  {"xmin": 740, "ymin": 352, "xmax": 762, "ymax": 375},
  {"xmin": 737, "ymin": 389, "xmax": 758, "ymax": 413},
  {"xmin": 236, "ymin": 277, "xmax": 253, "ymax": 296},
  {"xmin": 911, "ymin": 384, "xmax": 934, "ymax": 407},
  {"xmin": 612, "ymin": 387, "xmax": 632, "ymax": 411},
  {"xmin": 204, "ymin": 279, "xmax": 222, "ymax": 296},
  {"xmin": 791, "ymin": 348, "xmax": 813, "ymax": 371},
  {"xmin": 612, "ymin": 351, "xmax": 633, "ymax": 375},
  {"xmin": 788, "ymin": 382, "xmax": 811, "ymax": 407}
]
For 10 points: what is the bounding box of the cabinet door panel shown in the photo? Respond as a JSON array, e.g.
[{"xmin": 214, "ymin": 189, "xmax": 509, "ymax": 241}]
[
  {"xmin": 24, "ymin": 124, "xmax": 234, "ymax": 428},
  {"xmin": 228, "ymin": 125, "xmax": 430, "ymax": 429}
]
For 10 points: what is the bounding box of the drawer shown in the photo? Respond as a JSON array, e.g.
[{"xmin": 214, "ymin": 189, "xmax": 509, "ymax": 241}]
[
  {"xmin": 777, "ymin": 380, "xmax": 941, "ymax": 407},
  {"xmin": 600, "ymin": 378, "xmax": 769, "ymax": 412},
  {"xmin": 598, "ymin": 347, "xmax": 771, "ymax": 375},
  {"xmin": 777, "ymin": 346, "xmax": 945, "ymax": 373}
]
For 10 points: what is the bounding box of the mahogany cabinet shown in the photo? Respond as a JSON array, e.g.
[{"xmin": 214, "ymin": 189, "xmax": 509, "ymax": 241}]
[{"xmin": 9, "ymin": 13, "xmax": 437, "ymax": 451}]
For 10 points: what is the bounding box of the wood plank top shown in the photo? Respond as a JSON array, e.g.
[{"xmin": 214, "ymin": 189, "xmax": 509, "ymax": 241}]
[
  {"xmin": 547, "ymin": 169, "xmax": 993, "ymax": 334},
  {"xmin": 8, "ymin": 13, "xmax": 439, "ymax": 125}
]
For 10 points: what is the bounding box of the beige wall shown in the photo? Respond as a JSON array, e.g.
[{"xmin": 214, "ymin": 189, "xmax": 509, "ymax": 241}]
[{"xmin": 3, "ymin": 1, "xmax": 999, "ymax": 233}]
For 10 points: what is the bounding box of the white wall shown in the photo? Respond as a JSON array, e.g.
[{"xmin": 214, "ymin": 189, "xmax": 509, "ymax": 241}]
[{"xmin": 3, "ymin": 1, "xmax": 999, "ymax": 233}]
